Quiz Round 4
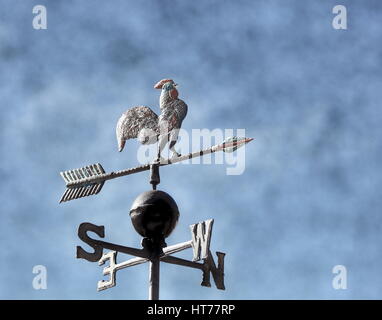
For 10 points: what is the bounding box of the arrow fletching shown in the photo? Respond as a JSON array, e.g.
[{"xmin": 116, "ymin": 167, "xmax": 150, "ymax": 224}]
[{"xmin": 59, "ymin": 163, "xmax": 106, "ymax": 203}]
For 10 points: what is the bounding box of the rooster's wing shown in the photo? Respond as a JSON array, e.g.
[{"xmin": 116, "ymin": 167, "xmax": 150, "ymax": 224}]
[{"xmin": 116, "ymin": 106, "xmax": 159, "ymax": 152}]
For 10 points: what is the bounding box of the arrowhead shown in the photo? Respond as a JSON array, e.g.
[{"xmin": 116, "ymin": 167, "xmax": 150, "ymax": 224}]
[{"xmin": 220, "ymin": 136, "xmax": 254, "ymax": 153}]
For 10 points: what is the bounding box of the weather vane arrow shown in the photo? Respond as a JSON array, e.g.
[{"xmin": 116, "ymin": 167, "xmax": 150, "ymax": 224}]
[{"xmin": 59, "ymin": 136, "xmax": 253, "ymax": 203}]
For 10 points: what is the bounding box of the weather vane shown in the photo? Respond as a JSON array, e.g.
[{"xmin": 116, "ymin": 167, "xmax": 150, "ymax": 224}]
[{"xmin": 59, "ymin": 78, "xmax": 253, "ymax": 300}]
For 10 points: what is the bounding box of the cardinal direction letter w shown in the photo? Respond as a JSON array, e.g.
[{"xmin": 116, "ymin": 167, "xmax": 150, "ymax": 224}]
[{"xmin": 190, "ymin": 219, "xmax": 214, "ymax": 261}]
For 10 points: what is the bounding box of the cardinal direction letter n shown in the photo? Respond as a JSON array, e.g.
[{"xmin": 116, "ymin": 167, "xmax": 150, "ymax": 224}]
[{"xmin": 202, "ymin": 250, "xmax": 225, "ymax": 290}]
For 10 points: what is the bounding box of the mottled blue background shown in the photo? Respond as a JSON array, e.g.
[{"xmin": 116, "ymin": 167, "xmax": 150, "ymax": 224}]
[{"xmin": 1, "ymin": 0, "xmax": 381, "ymax": 299}]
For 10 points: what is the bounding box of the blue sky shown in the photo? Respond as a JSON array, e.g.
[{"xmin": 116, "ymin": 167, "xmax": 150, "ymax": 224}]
[{"xmin": 1, "ymin": 0, "xmax": 382, "ymax": 299}]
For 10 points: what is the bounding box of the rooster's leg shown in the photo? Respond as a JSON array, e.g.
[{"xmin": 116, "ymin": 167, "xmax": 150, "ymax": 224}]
[
  {"xmin": 169, "ymin": 140, "xmax": 181, "ymax": 157},
  {"xmin": 168, "ymin": 129, "xmax": 181, "ymax": 157},
  {"xmin": 156, "ymin": 133, "xmax": 169, "ymax": 161}
]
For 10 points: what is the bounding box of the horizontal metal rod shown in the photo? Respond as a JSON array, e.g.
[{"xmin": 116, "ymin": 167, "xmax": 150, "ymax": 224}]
[
  {"xmin": 98, "ymin": 240, "xmax": 194, "ymax": 272},
  {"xmin": 66, "ymin": 164, "xmax": 150, "ymax": 188},
  {"xmin": 94, "ymin": 240, "xmax": 149, "ymax": 259},
  {"xmin": 114, "ymin": 256, "xmax": 149, "ymax": 270},
  {"xmin": 161, "ymin": 255, "xmax": 204, "ymax": 270},
  {"xmin": 65, "ymin": 139, "xmax": 252, "ymax": 189},
  {"xmin": 162, "ymin": 240, "xmax": 193, "ymax": 255}
]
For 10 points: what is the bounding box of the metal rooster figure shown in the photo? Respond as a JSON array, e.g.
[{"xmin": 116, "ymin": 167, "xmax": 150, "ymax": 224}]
[
  {"xmin": 116, "ymin": 79, "xmax": 188, "ymax": 160},
  {"xmin": 59, "ymin": 78, "xmax": 253, "ymax": 203},
  {"xmin": 59, "ymin": 77, "xmax": 254, "ymax": 300}
]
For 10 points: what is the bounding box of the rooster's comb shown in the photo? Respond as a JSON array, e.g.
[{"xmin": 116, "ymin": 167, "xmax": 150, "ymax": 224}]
[{"xmin": 154, "ymin": 79, "xmax": 174, "ymax": 89}]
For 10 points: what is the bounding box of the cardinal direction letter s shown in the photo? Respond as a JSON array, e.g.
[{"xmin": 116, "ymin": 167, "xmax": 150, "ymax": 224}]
[{"xmin": 77, "ymin": 222, "xmax": 105, "ymax": 262}]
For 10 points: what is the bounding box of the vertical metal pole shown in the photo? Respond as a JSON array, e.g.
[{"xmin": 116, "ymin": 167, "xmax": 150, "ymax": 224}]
[
  {"xmin": 149, "ymin": 257, "xmax": 160, "ymax": 300},
  {"xmin": 149, "ymin": 164, "xmax": 160, "ymax": 190}
]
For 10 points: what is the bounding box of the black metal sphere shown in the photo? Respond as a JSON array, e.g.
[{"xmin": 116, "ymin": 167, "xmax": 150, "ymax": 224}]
[{"xmin": 129, "ymin": 190, "xmax": 179, "ymax": 240}]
